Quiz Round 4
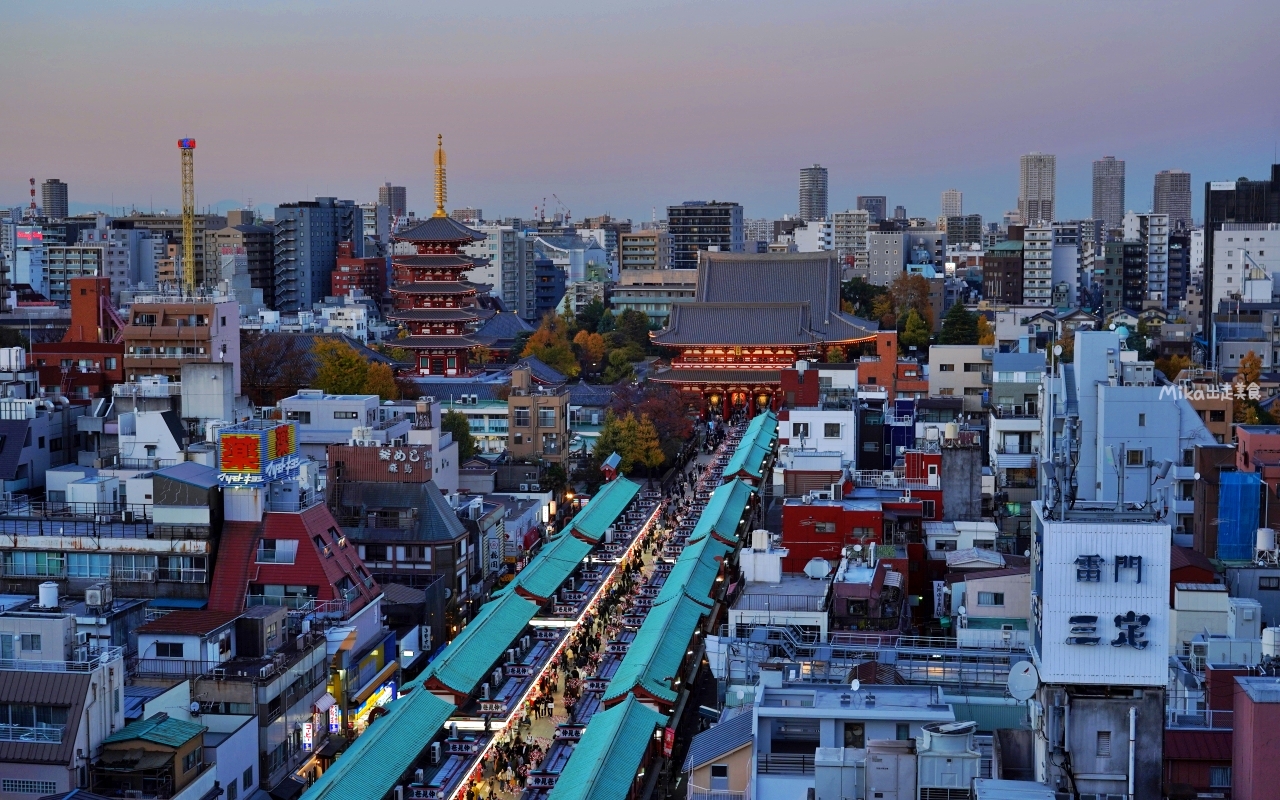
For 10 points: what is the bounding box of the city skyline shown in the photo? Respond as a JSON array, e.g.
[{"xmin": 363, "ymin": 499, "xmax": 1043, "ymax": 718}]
[{"xmin": 2, "ymin": 1, "xmax": 1277, "ymax": 225}]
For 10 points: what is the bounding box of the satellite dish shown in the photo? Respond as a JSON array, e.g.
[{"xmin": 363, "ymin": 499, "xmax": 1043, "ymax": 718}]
[
  {"xmin": 1053, "ymin": 344, "xmax": 1062, "ymax": 356},
  {"xmin": 736, "ymin": 689, "xmax": 745, "ymax": 701},
  {"xmin": 1007, "ymin": 661, "xmax": 1040, "ymax": 701},
  {"xmin": 957, "ymin": 605, "xmax": 967, "ymax": 617},
  {"xmin": 804, "ymin": 558, "xmax": 833, "ymax": 580},
  {"xmin": 189, "ymin": 701, "xmax": 201, "ymax": 713},
  {"xmin": 852, "ymin": 544, "xmax": 863, "ymax": 553},
  {"xmin": 1194, "ymin": 472, "xmax": 1201, "ymax": 481},
  {"xmin": 850, "ymin": 679, "xmax": 861, "ymax": 693},
  {"xmin": 1024, "ymin": 550, "xmax": 1031, "ymax": 558}
]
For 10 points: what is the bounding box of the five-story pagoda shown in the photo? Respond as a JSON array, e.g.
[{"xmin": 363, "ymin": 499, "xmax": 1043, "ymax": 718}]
[{"xmin": 388, "ymin": 135, "xmax": 490, "ymax": 376}]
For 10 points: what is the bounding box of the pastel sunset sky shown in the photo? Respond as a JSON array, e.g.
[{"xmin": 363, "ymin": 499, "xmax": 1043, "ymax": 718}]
[{"xmin": 2, "ymin": 0, "xmax": 1277, "ymax": 223}]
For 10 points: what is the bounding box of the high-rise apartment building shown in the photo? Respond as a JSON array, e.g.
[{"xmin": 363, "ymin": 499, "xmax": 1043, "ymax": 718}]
[
  {"xmin": 378, "ymin": 183, "xmax": 407, "ymax": 218},
  {"xmin": 1202, "ymin": 164, "xmax": 1280, "ymax": 333},
  {"xmin": 1018, "ymin": 152, "xmax": 1056, "ymax": 225},
  {"xmin": 111, "ymin": 212, "xmax": 226, "ymax": 287},
  {"xmin": 831, "ymin": 210, "xmax": 870, "ymax": 258},
  {"xmin": 618, "ymin": 230, "xmax": 671, "ymax": 270},
  {"xmin": 1091, "ymin": 156, "xmax": 1126, "ymax": 229},
  {"xmin": 1123, "ymin": 212, "xmax": 1170, "ymax": 306},
  {"xmin": 1154, "ymin": 169, "xmax": 1193, "ymax": 230},
  {"xmin": 941, "ymin": 189, "xmax": 962, "ymax": 218},
  {"xmin": 799, "ymin": 164, "xmax": 828, "ymax": 221},
  {"xmin": 1022, "ymin": 226, "xmax": 1053, "ymax": 306},
  {"xmin": 40, "ymin": 179, "xmax": 68, "ymax": 219},
  {"xmin": 857, "ymin": 196, "xmax": 887, "ymax": 224},
  {"xmin": 945, "ymin": 214, "xmax": 983, "ymax": 246},
  {"xmin": 207, "ymin": 210, "xmax": 275, "ymax": 308},
  {"xmin": 742, "ymin": 218, "xmax": 772, "ymax": 247},
  {"xmin": 893, "ymin": 205, "xmax": 907, "ymax": 221},
  {"xmin": 272, "ymin": 197, "xmax": 361, "ymax": 311},
  {"xmin": 666, "ymin": 201, "xmax": 744, "ymax": 270}
]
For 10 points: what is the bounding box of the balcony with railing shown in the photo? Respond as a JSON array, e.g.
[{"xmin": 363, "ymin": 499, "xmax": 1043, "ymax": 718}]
[
  {"xmin": 0, "ymin": 646, "xmax": 122, "ymax": 674},
  {"xmin": 1165, "ymin": 709, "xmax": 1233, "ymax": 730},
  {"xmin": 0, "ymin": 724, "xmax": 65, "ymax": 743}
]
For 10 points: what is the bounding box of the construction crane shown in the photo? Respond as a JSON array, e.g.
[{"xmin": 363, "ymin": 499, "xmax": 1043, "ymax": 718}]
[
  {"xmin": 26, "ymin": 178, "xmax": 36, "ymax": 219},
  {"xmin": 552, "ymin": 194, "xmax": 570, "ymax": 225},
  {"xmin": 178, "ymin": 138, "xmax": 197, "ymax": 295}
]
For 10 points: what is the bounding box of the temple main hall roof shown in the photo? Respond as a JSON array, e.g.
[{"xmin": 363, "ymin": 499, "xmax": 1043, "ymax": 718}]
[
  {"xmin": 393, "ymin": 215, "xmax": 486, "ymax": 244},
  {"xmin": 651, "ymin": 252, "xmax": 876, "ymax": 347}
]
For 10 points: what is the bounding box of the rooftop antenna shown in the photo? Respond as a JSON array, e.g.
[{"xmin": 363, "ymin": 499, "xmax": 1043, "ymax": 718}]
[{"xmin": 432, "ymin": 134, "xmax": 447, "ymax": 218}]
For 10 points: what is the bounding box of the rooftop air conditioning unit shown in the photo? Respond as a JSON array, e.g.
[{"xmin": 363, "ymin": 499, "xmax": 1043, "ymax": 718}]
[
  {"xmin": 507, "ymin": 648, "xmax": 517, "ymax": 664},
  {"xmin": 492, "ymin": 668, "xmax": 503, "ymax": 686},
  {"xmin": 430, "ymin": 742, "xmax": 442, "ymax": 764},
  {"xmin": 415, "ymin": 769, "xmax": 424, "ymax": 783},
  {"xmin": 76, "ymin": 632, "xmax": 89, "ymax": 646},
  {"xmin": 394, "ymin": 787, "xmax": 404, "ymax": 800},
  {"xmin": 531, "ymin": 483, "xmax": 541, "ymax": 491},
  {"xmin": 138, "ymin": 570, "xmax": 155, "ymax": 582},
  {"xmin": 521, "ymin": 636, "xmax": 530, "ymax": 651},
  {"xmin": 519, "ymin": 484, "xmax": 529, "ymax": 491},
  {"xmin": 480, "ymin": 682, "xmax": 490, "ymax": 700}
]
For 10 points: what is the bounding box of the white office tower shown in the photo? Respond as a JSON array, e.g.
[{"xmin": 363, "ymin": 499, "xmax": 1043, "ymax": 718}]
[
  {"xmin": 941, "ymin": 189, "xmax": 962, "ymax": 218},
  {"xmin": 1018, "ymin": 153, "xmax": 1056, "ymax": 226}
]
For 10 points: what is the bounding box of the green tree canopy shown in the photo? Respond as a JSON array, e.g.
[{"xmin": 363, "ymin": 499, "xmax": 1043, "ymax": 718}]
[
  {"xmin": 615, "ymin": 309, "xmax": 652, "ymax": 350},
  {"xmin": 596, "ymin": 309, "xmax": 616, "ymax": 334},
  {"xmin": 600, "ymin": 350, "xmax": 636, "ymax": 384},
  {"xmin": 900, "ymin": 308, "xmax": 931, "ymax": 352},
  {"xmin": 521, "ymin": 312, "xmax": 581, "ymax": 378},
  {"xmin": 362, "ymin": 362, "xmax": 401, "ymax": 401},
  {"xmin": 441, "ymin": 409, "xmax": 477, "ymax": 461},
  {"xmin": 938, "ymin": 303, "xmax": 979, "ymax": 345},
  {"xmin": 575, "ymin": 299, "xmax": 606, "ymax": 335},
  {"xmin": 312, "ymin": 338, "xmax": 369, "ymax": 395},
  {"xmin": 594, "ymin": 411, "xmax": 664, "ymax": 476}
]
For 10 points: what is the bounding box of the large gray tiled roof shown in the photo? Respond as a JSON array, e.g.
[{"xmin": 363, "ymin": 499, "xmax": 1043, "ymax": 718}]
[{"xmin": 652, "ymin": 251, "xmax": 875, "ymax": 346}]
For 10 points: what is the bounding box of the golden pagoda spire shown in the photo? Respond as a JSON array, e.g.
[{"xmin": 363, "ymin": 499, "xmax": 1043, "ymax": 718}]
[{"xmin": 433, "ymin": 133, "xmax": 447, "ymax": 218}]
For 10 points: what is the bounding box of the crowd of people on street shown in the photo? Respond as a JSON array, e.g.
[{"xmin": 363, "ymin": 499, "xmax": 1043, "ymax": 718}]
[{"xmin": 464, "ymin": 430, "xmax": 736, "ymax": 799}]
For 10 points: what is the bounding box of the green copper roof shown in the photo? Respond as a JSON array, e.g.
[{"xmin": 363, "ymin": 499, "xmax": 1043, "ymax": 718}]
[
  {"xmin": 654, "ymin": 533, "xmax": 732, "ymax": 608},
  {"xmin": 687, "ymin": 478, "xmax": 756, "ymax": 545},
  {"xmin": 303, "ymin": 689, "xmax": 456, "ymax": 800},
  {"xmin": 103, "ymin": 713, "xmax": 205, "ymax": 748},
  {"xmin": 567, "ymin": 477, "xmax": 641, "ymax": 542},
  {"xmin": 505, "ymin": 532, "xmax": 594, "ymax": 600},
  {"xmin": 604, "ymin": 594, "xmax": 707, "ymax": 704},
  {"xmin": 422, "ymin": 592, "xmax": 538, "ymax": 694},
  {"xmin": 722, "ymin": 414, "xmax": 776, "ymax": 480},
  {"xmin": 546, "ymin": 693, "xmax": 668, "ymax": 800}
]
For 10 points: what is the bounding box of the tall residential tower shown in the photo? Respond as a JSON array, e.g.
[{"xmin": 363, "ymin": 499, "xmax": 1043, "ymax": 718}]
[
  {"xmin": 1092, "ymin": 156, "xmax": 1126, "ymax": 229},
  {"xmin": 1018, "ymin": 152, "xmax": 1056, "ymax": 225},
  {"xmin": 1154, "ymin": 169, "xmax": 1193, "ymax": 230},
  {"xmin": 798, "ymin": 164, "xmax": 828, "ymax": 222}
]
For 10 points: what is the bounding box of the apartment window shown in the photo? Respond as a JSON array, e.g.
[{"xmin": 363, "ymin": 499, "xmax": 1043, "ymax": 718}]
[
  {"xmin": 68, "ymin": 553, "xmax": 111, "ymax": 578},
  {"xmin": 514, "ymin": 408, "xmax": 530, "ymax": 427},
  {"xmin": 538, "ymin": 408, "xmax": 556, "ymax": 428},
  {"xmin": 964, "ymin": 363, "xmax": 986, "ymax": 372},
  {"xmin": 896, "ymin": 723, "xmax": 910, "ymax": 740},
  {"xmin": 977, "ymin": 592, "xmax": 1004, "ymax": 606},
  {"xmin": 1260, "ymin": 576, "xmax": 1280, "ymax": 590},
  {"xmin": 228, "ymin": 781, "xmax": 238, "ymax": 800},
  {"xmin": 824, "ymin": 423, "xmax": 841, "ymax": 438},
  {"xmin": 938, "ymin": 363, "xmax": 954, "ymax": 371},
  {"xmin": 155, "ymin": 642, "xmax": 185, "ymax": 658},
  {"xmin": 105, "ymin": 357, "xmax": 117, "ymax": 369},
  {"xmin": 1095, "ymin": 730, "xmax": 1111, "ymax": 758},
  {"xmin": 183, "ymin": 748, "xmax": 203, "ymax": 773},
  {"xmin": 922, "ymin": 500, "xmax": 936, "ymax": 519},
  {"xmin": 1137, "ymin": 413, "xmax": 1145, "ymax": 427},
  {"xmin": 333, "ymin": 411, "xmax": 359, "ymax": 420},
  {"xmin": 286, "ymin": 410, "xmax": 312, "ymax": 425},
  {"xmin": 1182, "ymin": 449, "xmax": 1194, "ymax": 467},
  {"xmin": 1209, "ymin": 767, "xmax": 1231, "ymax": 788},
  {"xmin": 2, "ymin": 552, "xmax": 64, "ymax": 577},
  {"xmin": 244, "ymin": 768, "xmax": 254, "ymax": 790},
  {"xmin": 256, "ymin": 539, "xmax": 298, "ymax": 564},
  {"xmin": 1126, "ymin": 449, "xmax": 1145, "ymax": 467},
  {"xmin": 792, "ymin": 423, "xmax": 810, "ymax": 438},
  {"xmin": 19, "ymin": 634, "xmax": 41, "ymax": 651},
  {"xmin": 1209, "ymin": 410, "xmax": 1225, "ymax": 422},
  {"xmin": 813, "ymin": 521, "xmax": 836, "ymax": 533}
]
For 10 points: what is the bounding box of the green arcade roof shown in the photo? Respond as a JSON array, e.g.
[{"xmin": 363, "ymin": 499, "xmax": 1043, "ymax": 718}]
[
  {"xmin": 422, "ymin": 591, "xmax": 538, "ymax": 694},
  {"xmin": 566, "ymin": 477, "xmax": 641, "ymax": 542},
  {"xmin": 546, "ymin": 693, "xmax": 669, "ymax": 800},
  {"xmin": 302, "ymin": 689, "xmax": 455, "ymax": 800},
  {"xmin": 505, "ymin": 532, "xmax": 594, "ymax": 601},
  {"xmin": 654, "ymin": 533, "xmax": 732, "ymax": 609},
  {"xmin": 687, "ymin": 478, "xmax": 756, "ymax": 545},
  {"xmin": 604, "ymin": 594, "xmax": 708, "ymax": 705}
]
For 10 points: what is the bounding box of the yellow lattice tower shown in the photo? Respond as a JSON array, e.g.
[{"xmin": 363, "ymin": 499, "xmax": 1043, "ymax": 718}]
[
  {"xmin": 178, "ymin": 138, "xmax": 197, "ymax": 294},
  {"xmin": 433, "ymin": 134, "xmax": 447, "ymax": 218}
]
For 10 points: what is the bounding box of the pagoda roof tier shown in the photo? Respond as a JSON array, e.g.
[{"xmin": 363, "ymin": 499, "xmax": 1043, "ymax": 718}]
[
  {"xmin": 398, "ymin": 334, "xmax": 483, "ymax": 349},
  {"xmin": 393, "ymin": 216, "xmax": 486, "ymax": 244},
  {"xmin": 386, "ymin": 307, "xmax": 491, "ymax": 323},
  {"xmin": 649, "ymin": 368, "xmax": 782, "ymax": 385},
  {"xmin": 389, "ymin": 281, "xmax": 479, "ymax": 296},
  {"xmin": 652, "ymin": 302, "xmax": 875, "ymax": 347},
  {"xmin": 392, "ymin": 253, "xmax": 485, "ymax": 269}
]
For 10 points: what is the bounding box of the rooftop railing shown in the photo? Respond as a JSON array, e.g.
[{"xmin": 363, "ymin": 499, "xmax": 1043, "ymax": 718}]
[{"xmin": 0, "ymin": 646, "xmax": 122, "ymax": 673}]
